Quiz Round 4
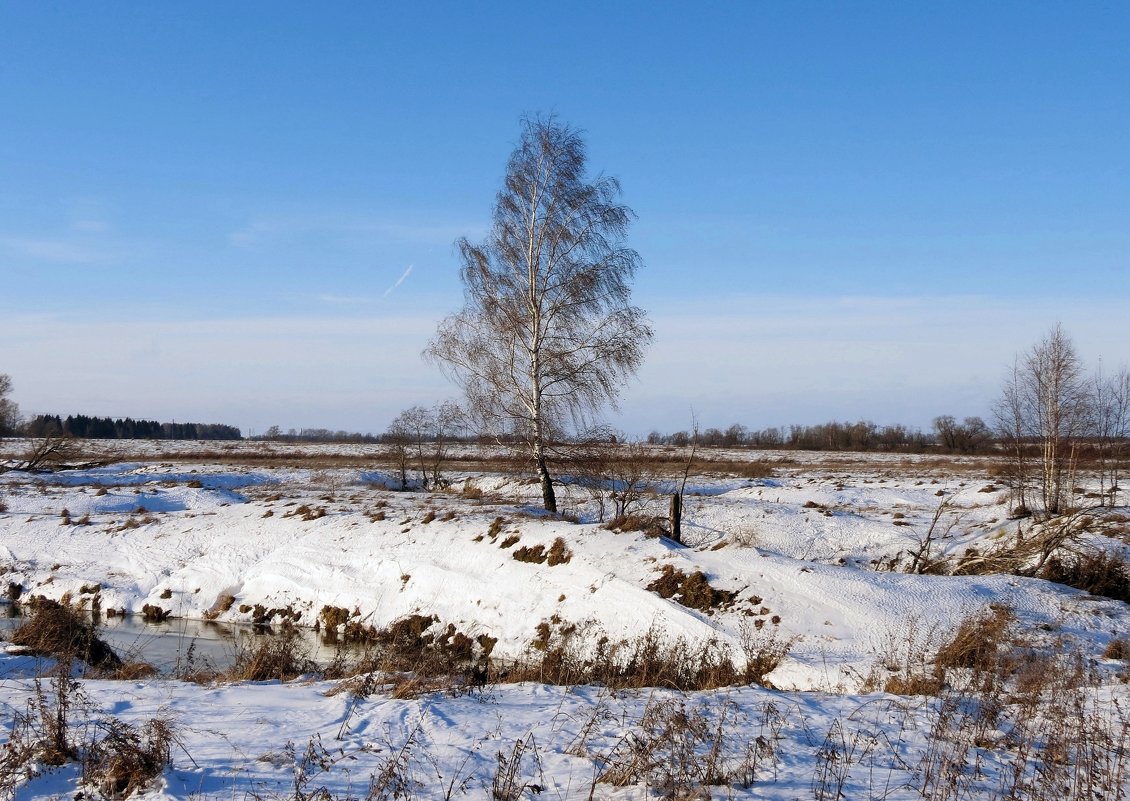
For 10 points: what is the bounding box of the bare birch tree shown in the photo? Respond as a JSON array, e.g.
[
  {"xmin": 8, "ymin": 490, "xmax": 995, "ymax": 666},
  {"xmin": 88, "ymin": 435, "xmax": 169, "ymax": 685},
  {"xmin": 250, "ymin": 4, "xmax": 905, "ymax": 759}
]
[
  {"xmin": 385, "ymin": 401, "xmax": 463, "ymax": 491},
  {"xmin": 0, "ymin": 374, "xmax": 19, "ymax": 439},
  {"xmin": 996, "ymin": 325, "xmax": 1089, "ymax": 518},
  {"xmin": 1093, "ymin": 365, "xmax": 1130, "ymax": 506},
  {"xmin": 427, "ymin": 117, "xmax": 652, "ymax": 513}
]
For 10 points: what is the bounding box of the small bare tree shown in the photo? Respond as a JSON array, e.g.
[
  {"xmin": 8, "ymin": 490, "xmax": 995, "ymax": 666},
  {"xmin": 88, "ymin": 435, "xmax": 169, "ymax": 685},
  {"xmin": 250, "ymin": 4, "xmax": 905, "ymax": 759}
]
[
  {"xmin": 1092, "ymin": 366, "xmax": 1130, "ymax": 507},
  {"xmin": 0, "ymin": 374, "xmax": 20, "ymax": 439},
  {"xmin": 995, "ymin": 325, "xmax": 1090, "ymax": 519},
  {"xmin": 427, "ymin": 116, "xmax": 652, "ymax": 513},
  {"xmin": 385, "ymin": 402, "xmax": 464, "ymax": 491}
]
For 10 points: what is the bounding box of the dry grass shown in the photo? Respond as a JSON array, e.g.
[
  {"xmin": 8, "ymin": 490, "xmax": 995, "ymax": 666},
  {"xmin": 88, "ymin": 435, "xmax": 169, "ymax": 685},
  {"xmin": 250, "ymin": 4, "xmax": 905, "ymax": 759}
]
[
  {"xmin": 511, "ymin": 537, "xmax": 573, "ymax": 565},
  {"xmin": 224, "ymin": 627, "xmax": 318, "ymax": 682},
  {"xmin": 83, "ymin": 715, "xmax": 179, "ymax": 799},
  {"xmin": 1040, "ymin": 550, "xmax": 1130, "ymax": 602},
  {"xmin": 646, "ymin": 565, "xmax": 736, "ymax": 612},
  {"xmin": 932, "ymin": 604, "xmax": 1013, "ymax": 676},
  {"xmin": 9, "ymin": 600, "xmax": 122, "ymax": 671}
]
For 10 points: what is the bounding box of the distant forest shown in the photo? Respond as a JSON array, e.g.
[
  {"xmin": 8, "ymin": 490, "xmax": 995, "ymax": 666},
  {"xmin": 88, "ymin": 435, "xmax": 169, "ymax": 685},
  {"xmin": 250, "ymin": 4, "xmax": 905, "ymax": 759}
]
[{"xmin": 24, "ymin": 414, "xmax": 241, "ymax": 441}]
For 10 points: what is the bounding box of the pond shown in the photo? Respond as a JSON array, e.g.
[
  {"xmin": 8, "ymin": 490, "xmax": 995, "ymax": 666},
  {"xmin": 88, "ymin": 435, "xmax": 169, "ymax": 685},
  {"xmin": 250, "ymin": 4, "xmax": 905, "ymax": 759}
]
[{"xmin": 0, "ymin": 607, "xmax": 368, "ymax": 676}]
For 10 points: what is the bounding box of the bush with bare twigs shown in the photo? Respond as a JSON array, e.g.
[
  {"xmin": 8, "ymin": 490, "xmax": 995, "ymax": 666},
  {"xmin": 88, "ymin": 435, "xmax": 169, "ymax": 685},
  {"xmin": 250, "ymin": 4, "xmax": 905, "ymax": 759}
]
[
  {"xmin": 224, "ymin": 626, "xmax": 318, "ymax": 682},
  {"xmin": 9, "ymin": 600, "xmax": 122, "ymax": 671}
]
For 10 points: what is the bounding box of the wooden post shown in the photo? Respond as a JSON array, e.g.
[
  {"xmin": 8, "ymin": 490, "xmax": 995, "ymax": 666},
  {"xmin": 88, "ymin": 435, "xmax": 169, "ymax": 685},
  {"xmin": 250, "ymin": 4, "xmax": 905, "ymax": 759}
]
[{"xmin": 669, "ymin": 493, "xmax": 682, "ymax": 544}]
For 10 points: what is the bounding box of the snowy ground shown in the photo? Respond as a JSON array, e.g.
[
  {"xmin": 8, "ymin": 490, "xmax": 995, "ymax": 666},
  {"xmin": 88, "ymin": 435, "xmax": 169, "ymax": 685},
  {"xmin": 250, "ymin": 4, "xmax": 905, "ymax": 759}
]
[{"xmin": 1, "ymin": 441, "xmax": 1128, "ymax": 798}]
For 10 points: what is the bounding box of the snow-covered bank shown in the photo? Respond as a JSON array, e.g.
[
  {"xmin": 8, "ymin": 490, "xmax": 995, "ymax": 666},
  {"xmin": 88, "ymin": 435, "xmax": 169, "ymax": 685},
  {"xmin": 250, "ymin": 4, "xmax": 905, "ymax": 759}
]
[{"xmin": 1, "ymin": 454, "xmax": 1126, "ymax": 691}]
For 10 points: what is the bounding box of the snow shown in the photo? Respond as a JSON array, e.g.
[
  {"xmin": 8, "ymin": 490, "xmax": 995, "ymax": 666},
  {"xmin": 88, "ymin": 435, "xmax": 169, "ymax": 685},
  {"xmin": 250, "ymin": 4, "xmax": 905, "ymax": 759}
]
[{"xmin": 1, "ymin": 441, "xmax": 1128, "ymax": 798}]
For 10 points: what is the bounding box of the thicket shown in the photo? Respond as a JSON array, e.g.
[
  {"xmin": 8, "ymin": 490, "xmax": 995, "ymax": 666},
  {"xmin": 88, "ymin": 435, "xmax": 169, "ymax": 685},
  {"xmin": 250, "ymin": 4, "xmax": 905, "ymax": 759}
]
[
  {"xmin": 23, "ymin": 414, "xmax": 240, "ymax": 441},
  {"xmin": 645, "ymin": 418, "xmax": 987, "ymax": 453}
]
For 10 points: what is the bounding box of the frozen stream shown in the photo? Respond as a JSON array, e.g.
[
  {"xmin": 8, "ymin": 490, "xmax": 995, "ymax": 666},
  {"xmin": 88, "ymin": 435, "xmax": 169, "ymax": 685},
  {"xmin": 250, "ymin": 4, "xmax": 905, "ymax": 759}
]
[{"xmin": 0, "ymin": 608, "xmax": 367, "ymax": 675}]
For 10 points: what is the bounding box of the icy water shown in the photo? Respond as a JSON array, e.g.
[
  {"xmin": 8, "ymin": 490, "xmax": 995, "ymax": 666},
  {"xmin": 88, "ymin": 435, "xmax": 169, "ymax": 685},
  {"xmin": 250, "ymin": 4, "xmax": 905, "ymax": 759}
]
[{"xmin": 0, "ymin": 609, "xmax": 366, "ymax": 675}]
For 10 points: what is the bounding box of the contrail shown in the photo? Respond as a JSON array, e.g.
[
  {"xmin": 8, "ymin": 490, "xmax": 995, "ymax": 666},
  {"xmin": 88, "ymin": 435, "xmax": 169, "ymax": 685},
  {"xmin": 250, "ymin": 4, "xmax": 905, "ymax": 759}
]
[{"xmin": 382, "ymin": 264, "xmax": 414, "ymax": 298}]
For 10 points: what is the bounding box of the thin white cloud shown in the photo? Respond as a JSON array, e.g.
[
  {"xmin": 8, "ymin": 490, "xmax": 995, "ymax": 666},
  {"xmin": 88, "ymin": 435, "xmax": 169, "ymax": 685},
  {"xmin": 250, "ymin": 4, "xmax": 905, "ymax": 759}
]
[
  {"xmin": 318, "ymin": 294, "xmax": 372, "ymax": 305},
  {"xmin": 228, "ymin": 214, "xmax": 484, "ymax": 249},
  {"xmin": 71, "ymin": 219, "xmax": 110, "ymax": 233},
  {"xmin": 382, "ymin": 265, "xmax": 414, "ymax": 298},
  {"xmin": 0, "ymin": 236, "xmax": 104, "ymax": 264}
]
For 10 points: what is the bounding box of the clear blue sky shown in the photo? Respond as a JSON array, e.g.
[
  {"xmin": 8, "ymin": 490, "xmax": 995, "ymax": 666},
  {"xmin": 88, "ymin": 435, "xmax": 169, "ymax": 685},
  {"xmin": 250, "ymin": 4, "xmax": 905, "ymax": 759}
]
[{"xmin": 2, "ymin": 2, "xmax": 1127, "ymax": 435}]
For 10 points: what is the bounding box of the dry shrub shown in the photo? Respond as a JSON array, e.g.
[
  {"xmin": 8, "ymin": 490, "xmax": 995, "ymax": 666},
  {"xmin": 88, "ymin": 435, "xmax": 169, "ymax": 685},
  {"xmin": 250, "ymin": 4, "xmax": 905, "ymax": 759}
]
[
  {"xmin": 319, "ymin": 605, "xmax": 352, "ymax": 632},
  {"xmin": 488, "ymin": 516, "xmax": 505, "ymax": 537},
  {"xmin": 1040, "ymin": 550, "xmax": 1130, "ymax": 602},
  {"xmin": 501, "ymin": 625, "xmax": 786, "ymax": 691},
  {"xmin": 1103, "ymin": 638, "xmax": 1130, "ymax": 660},
  {"xmin": 738, "ymin": 623, "xmax": 794, "ymax": 686},
  {"xmin": 9, "ymin": 600, "xmax": 122, "ymax": 670},
  {"xmin": 933, "ymin": 605, "xmax": 1013, "ymax": 676},
  {"xmin": 647, "ymin": 565, "xmax": 735, "ymax": 612},
  {"xmin": 225, "ymin": 627, "xmax": 317, "ymax": 682},
  {"xmin": 513, "ymin": 544, "xmax": 546, "ymax": 562},
  {"xmin": 492, "ymin": 736, "xmax": 543, "ymax": 801},
  {"xmin": 604, "ymin": 514, "xmax": 667, "ymax": 538},
  {"xmin": 883, "ymin": 672, "xmax": 944, "ymax": 696},
  {"xmin": 109, "ymin": 661, "xmax": 159, "ymax": 681},
  {"xmin": 511, "ymin": 539, "xmax": 574, "ymax": 565},
  {"xmin": 734, "ymin": 459, "xmax": 774, "ymax": 479},
  {"xmin": 729, "ymin": 525, "xmax": 761, "ymax": 548},
  {"xmin": 140, "ymin": 604, "xmax": 170, "ymax": 623},
  {"xmin": 546, "ymin": 537, "xmax": 572, "ymax": 565},
  {"xmin": 202, "ymin": 591, "xmax": 236, "ymax": 620},
  {"xmin": 389, "ymin": 674, "xmax": 451, "ymax": 700},
  {"xmin": 286, "ymin": 504, "xmax": 326, "ymax": 521},
  {"xmin": 83, "ymin": 716, "xmax": 178, "ymax": 799},
  {"xmin": 593, "ymin": 696, "xmax": 754, "ymax": 796},
  {"xmin": 0, "ymin": 674, "xmax": 88, "ymax": 794}
]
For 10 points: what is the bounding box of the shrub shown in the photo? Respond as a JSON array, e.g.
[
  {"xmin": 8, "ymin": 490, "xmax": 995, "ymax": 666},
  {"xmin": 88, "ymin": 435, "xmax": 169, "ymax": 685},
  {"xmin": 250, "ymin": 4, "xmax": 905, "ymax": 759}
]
[
  {"xmin": 933, "ymin": 605, "xmax": 1013, "ymax": 676},
  {"xmin": 140, "ymin": 604, "xmax": 170, "ymax": 623},
  {"xmin": 513, "ymin": 536, "xmax": 573, "ymax": 565},
  {"xmin": 738, "ymin": 623, "xmax": 794, "ymax": 685},
  {"xmin": 604, "ymin": 514, "xmax": 667, "ymax": 538},
  {"xmin": 9, "ymin": 601, "xmax": 122, "ymax": 670},
  {"xmin": 512, "ymin": 544, "xmax": 546, "ymax": 563},
  {"xmin": 546, "ymin": 537, "xmax": 572, "ymax": 566},
  {"xmin": 83, "ymin": 716, "xmax": 178, "ymax": 799},
  {"xmin": 319, "ymin": 605, "xmax": 351, "ymax": 632},
  {"xmin": 883, "ymin": 672, "xmax": 945, "ymax": 696},
  {"xmin": 203, "ymin": 591, "xmax": 237, "ymax": 620},
  {"xmin": 507, "ymin": 626, "xmax": 746, "ymax": 691},
  {"xmin": 1040, "ymin": 551, "xmax": 1130, "ymax": 603},
  {"xmin": 1103, "ymin": 638, "xmax": 1129, "ymax": 660},
  {"xmin": 646, "ymin": 565, "xmax": 735, "ymax": 612},
  {"xmin": 225, "ymin": 627, "xmax": 317, "ymax": 682}
]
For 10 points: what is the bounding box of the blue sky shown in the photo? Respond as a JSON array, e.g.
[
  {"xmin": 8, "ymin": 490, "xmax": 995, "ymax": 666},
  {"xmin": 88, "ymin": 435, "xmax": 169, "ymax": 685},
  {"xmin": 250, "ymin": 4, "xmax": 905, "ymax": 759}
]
[{"xmin": 2, "ymin": 2, "xmax": 1127, "ymax": 435}]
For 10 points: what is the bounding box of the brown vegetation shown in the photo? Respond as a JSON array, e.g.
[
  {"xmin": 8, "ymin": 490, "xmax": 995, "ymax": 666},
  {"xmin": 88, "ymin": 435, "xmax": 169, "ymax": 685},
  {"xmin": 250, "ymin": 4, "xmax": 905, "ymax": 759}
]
[
  {"xmin": 646, "ymin": 565, "xmax": 736, "ymax": 612},
  {"xmin": 9, "ymin": 600, "xmax": 122, "ymax": 670}
]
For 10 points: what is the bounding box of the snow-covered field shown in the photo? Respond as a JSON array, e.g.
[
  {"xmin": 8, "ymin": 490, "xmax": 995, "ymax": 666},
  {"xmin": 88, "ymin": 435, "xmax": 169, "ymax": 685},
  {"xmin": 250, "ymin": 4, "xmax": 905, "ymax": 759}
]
[{"xmin": 1, "ymin": 441, "xmax": 1127, "ymax": 799}]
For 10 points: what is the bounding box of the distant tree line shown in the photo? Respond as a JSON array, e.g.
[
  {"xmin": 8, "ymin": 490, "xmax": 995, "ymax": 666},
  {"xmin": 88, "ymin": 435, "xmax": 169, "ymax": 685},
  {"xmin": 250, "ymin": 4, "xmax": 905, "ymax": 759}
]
[
  {"xmin": 645, "ymin": 416, "xmax": 994, "ymax": 454},
  {"xmin": 256, "ymin": 426, "xmax": 382, "ymax": 444},
  {"xmin": 23, "ymin": 414, "xmax": 241, "ymax": 441}
]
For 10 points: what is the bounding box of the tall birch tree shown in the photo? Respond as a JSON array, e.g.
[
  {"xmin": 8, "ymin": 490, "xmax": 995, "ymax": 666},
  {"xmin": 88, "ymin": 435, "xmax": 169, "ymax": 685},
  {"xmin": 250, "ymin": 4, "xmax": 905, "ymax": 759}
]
[{"xmin": 427, "ymin": 117, "xmax": 652, "ymax": 514}]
